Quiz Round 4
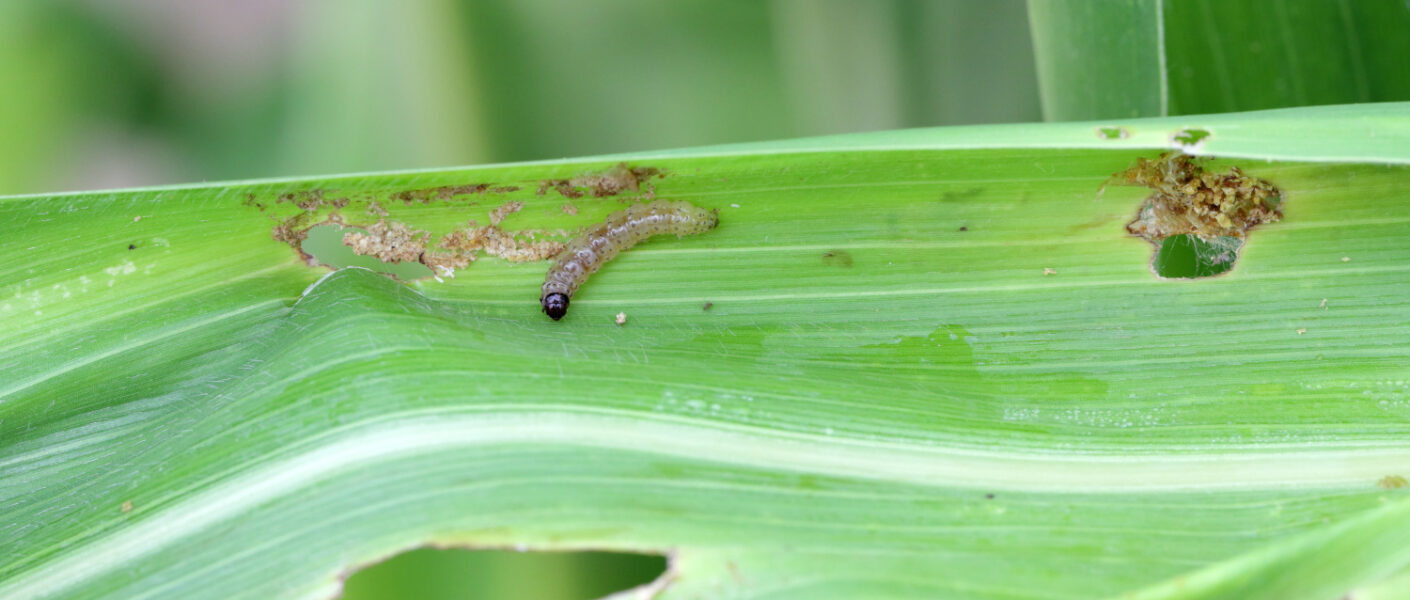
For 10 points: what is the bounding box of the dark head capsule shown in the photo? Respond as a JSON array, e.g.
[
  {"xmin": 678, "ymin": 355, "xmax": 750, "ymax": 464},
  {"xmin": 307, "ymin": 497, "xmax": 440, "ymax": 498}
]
[{"xmin": 542, "ymin": 293, "xmax": 570, "ymax": 321}]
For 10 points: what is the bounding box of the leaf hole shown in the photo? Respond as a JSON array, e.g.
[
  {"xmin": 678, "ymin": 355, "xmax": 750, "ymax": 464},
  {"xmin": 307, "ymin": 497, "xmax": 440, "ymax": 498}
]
[
  {"xmin": 339, "ymin": 548, "xmax": 669, "ymax": 600},
  {"xmin": 301, "ymin": 224, "xmax": 432, "ymax": 281},
  {"xmin": 1096, "ymin": 126, "xmax": 1129, "ymax": 140},
  {"xmin": 1152, "ymin": 234, "xmax": 1241, "ymax": 278},
  {"xmin": 1172, "ymin": 128, "xmax": 1211, "ymax": 148},
  {"xmin": 1110, "ymin": 153, "xmax": 1283, "ymax": 279}
]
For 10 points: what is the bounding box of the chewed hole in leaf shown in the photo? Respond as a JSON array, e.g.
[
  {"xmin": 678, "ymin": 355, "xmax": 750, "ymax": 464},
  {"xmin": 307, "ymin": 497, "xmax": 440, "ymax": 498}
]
[
  {"xmin": 1110, "ymin": 152, "xmax": 1282, "ymax": 279},
  {"xmin": 339, "ymin": 548, "xmax": 669, "ymax": 600},
  {"xmin": 1153, "ymin": 235, "xmax": 1241, "ymax": 278},
  {"xmin": 1097, "ymin": 126, "xmax": 1129, "ymax": 140},
  {"xmin": 301, "ymin": 224, "xmax": 432, "ymax": 280},
  {"xmin": 1172, "ymin": 128, "xmax": 1211, "ymax": 148}
]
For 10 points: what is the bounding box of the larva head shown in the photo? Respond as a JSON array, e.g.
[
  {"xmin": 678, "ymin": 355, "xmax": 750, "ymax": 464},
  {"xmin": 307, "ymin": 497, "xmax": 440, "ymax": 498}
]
[
  {"xmin": 695, "ymin": 206, "xmax": 721, "ymax": 232},
  {"xmin": 542, "ymin": 293, "xmax": 570, "ymax": 321}
]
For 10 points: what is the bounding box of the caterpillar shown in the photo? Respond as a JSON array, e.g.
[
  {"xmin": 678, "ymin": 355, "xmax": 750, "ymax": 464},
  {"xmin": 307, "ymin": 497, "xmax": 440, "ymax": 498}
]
[{"xmin": 541, "ymin": 200, "xmax": 719, "ymax": 320}]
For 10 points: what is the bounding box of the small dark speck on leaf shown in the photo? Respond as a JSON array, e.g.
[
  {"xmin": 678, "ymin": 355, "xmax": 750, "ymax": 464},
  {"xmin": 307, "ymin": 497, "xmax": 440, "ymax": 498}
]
[
  {"xmin": 702, "ymin": 302, "xmax": 713, "ymax": 311},
  {"xmin": 127, "ymin": 244, "xmax": 136, "ymax": 250},
  {"xmin": 959, "ymin": 226, "xmax": 968, "ymax": 232},
  {"xmin": 821, "ymin": 250, "xmax": 854, "ymax": 268},
  {"xmin": 985, "ymin": 493, "xmax": 995, "ymax": 500}
]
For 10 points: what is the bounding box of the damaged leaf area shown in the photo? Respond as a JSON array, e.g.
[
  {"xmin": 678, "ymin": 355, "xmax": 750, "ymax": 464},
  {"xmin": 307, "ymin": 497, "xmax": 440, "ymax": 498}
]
[
  {"xmin": 340, "ymin": 548, "xmax": 672, "ymax": 600},
  {"xmin": 1118, "ymin": 152, "xmax": 1282, "ymax": 242},
  {"xmin": 343, "ymin": 221, "xmax": 428, "ymax": 264},
  {"xmin": 256, "ymin": 163, "xmax": 666, "ymax": 281},
  {"xmin": 537, "ymin": 162, "xmax": 664, "ymax": 199},
  {"xmin": 340, "ymin": 204, "xmax": 567, "ymax": 279},
  {"xmin": 1113, "ymin": 153, "xmax": 1283, "ymax": 278},
  {"xmin": 391, "ymin": 184, "xmax": 521, "ymax": 205},
  {"xmin": 420, "ymin": 201, "xmax": 570, "ymax": 275}
]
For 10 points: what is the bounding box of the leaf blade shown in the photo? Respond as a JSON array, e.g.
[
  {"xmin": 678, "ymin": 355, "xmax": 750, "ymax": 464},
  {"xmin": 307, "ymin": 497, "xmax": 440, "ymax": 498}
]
[{"xmin": 3, "ymin": 104, "xmax": 1410, "ymax": 599}]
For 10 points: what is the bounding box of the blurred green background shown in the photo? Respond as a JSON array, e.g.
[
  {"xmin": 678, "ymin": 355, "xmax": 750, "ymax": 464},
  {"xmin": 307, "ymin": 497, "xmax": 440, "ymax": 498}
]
[
  {"xmin": 0, "ymin": 0, "xmax": 1041, "ymax": 198},
  {"xmin": 7, "ymin": 0, "xmax": 1406, "ymax": 598}
]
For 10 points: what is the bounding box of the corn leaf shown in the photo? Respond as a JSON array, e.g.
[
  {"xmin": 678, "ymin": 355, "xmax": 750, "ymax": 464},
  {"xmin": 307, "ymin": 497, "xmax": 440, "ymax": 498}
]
[
  {"xmin": 3, "ymin": 103, "xmax": 1410, "ymax": 599},
  {"xmin": 1028, "ymin": 0, "xmax": 1410, "ymax": 120}
]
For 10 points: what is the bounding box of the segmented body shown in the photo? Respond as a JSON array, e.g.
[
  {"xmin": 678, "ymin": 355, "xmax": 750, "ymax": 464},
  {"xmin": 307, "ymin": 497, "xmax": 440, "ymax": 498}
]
[{"xmin": 541, "ymin": 200, "xmax": 718, "ymax": 320}]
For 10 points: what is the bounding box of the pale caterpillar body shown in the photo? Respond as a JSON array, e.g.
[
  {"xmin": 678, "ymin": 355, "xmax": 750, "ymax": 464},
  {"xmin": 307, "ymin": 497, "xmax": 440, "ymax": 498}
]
[{"xmin": 541, "ymin": 200, "xmax": 719, "ymax": 320}]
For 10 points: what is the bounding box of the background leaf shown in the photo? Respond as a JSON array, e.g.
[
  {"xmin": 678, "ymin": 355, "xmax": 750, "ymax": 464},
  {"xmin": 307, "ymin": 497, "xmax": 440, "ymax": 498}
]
[
  {"xmin": 1163, "ymin": 0, "xmax": 1410, "ymax": 115},
  {"xmin": 1027, "ymin": 0, "xmax": 1167, "ymax": 120},
  {"xmin": 1028, "ymin": 0, "xmax": 1410, "ymax": 121}
]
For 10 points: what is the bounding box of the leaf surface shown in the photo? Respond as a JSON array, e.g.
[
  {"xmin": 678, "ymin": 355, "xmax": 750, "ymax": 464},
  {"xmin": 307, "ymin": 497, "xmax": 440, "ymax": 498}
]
[
  {"xmin": 1028, "ymin": 0, "xmax": 1410, "ymax": 120},
  {"xmin": 3, "ymin": 103, "xmax": 1410, "ymax": 599}
]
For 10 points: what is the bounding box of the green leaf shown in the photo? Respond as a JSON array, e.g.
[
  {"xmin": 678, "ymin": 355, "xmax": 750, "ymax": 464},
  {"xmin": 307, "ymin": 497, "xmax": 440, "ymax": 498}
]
[
  {"xmin": 4, "ymin": 103, "xmax": 1410, "ymax": 599},
  {"xmin": 1027, "ymin": 0, "xmax": 1167, "ymax": 120},
  {"xmin": 1028, "ymin": 0, "xmax": 1410, "ymax": 121},
  {"xmin": 1163, "ymin": 0, "xmax": 1410, "ymax": 115}
]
